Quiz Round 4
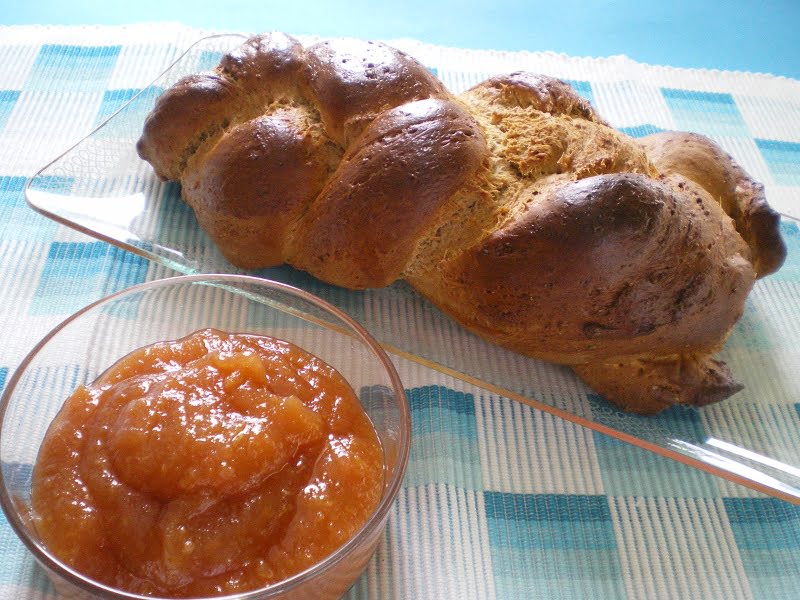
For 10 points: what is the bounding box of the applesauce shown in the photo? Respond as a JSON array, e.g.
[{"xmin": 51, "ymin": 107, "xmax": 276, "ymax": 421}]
[{"xmin": 31, "ymin": 328, "xmax": 384, "ymax": 598}]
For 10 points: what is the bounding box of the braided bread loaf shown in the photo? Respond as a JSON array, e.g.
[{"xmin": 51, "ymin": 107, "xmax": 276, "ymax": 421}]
[{"xmin": 137, "ymin": 33, "xmax": 786, "ymax": 414}]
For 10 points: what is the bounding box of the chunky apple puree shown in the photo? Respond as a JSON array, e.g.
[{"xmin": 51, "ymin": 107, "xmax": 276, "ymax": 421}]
[{"xmin": 31, "ymin": 328, "xmax": 383, "ymax": 597}]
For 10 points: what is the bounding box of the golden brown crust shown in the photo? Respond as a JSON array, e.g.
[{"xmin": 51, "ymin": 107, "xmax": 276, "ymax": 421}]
[
  {"xmin": 137, "ymin": 73, "xmax": 241, "ymax": 180},
  {"xmin": 137, "ymin": 32, "xmax": 308, "ymax": 182},
  {"xmin": 291, "ymin": 98, "xmax": 487, "ymax": 288},
  {"xmin": 640, "ymin": 131, "xmax": 787, "ymax": 277},
  {"xmin": 137, "ymin": 33, "xmax": 788, "ymax": 414},
  {"xmin": 218, "ymin": 32, "xmax": 306, "ymax": 90},
  {"xmin": 182, "ymin": 109, "xmax": 338, "ymax": 268},
  {"xmin": 411, "ymin": 173, "xmax": 754, "ymax": 364},
  {"xmin": 305, "ymin": 39, "xmax": 448, "ymax": 146},
  {"xmin": 465, "ymin": 72, "xmax": 607, "ymax": 124}
]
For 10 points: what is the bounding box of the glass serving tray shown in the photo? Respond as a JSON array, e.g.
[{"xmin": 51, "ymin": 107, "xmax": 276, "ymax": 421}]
[{"xmin": 25, "ymin": 34, "xmax": 800, "ymax": 503}]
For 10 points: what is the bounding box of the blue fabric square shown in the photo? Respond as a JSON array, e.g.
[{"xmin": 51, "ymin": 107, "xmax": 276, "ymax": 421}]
[
  {"xmin": 618, "ymin": 123, "xmax": 667, "ymax": 138},
  {"xmin": 96, "ymin": 88, "xmax": 139, "ymax": 122},
  {"xmin": 0, "ymin": 367, "xmax": 7, "ymax": 393},
  {"xmin": 760, "ymin": 220, "xmax": 800, "ymax": 283},
  {"xmin": 592, "ymin": 432, "xmax": 721, "ymax": 498},
  {"xmin": 409, "ymin": 384, "xmax": 476, "ymax": 436},
  {"xmin": 725, "ymin": 498, "xmax": 800, "ymax": 549},
  {"xmin": 589, "ymin": 393, "xmax": 708, "ymax": 443},
  {"xmin": 403, "ymin": 385, "xmax": 482, "ymax": 489},
  {"xmin": 32, "ymin": 241, "xmax": 149, "ymax": 314},
  {"xmin": 197, "ymin": 50, "xmax": 224, "ymax": 71},
  {"xmin": 724, "ymin": 498, "xmax": 800, "ymax": 599},
  {"xmin": 756, "ymin": 139, "xmax": 800, "ymax": 186},
  {"xmin": 662, "ymin": 87, "xmax": 749, "ymax": 137},
  {"xmin": 0, "ymin": 176, "xmax": 26, "ymax": 202},
  {"xmin": 94, "ymin": 87, "xmax": 161, "ymax": 125},
  {"xmin": 25, "ymin": 45, "xmax": 121, "ymax": 92},
  {"xmin": 485, "ymin": 492, "xmax": 624, "ymax": 599},
  {"xmin": 0, "ymin": 90, "xmax": 20, "ymax": 133},
  {"xmin": 589, "ymin": 395, "xmax": 721, "ymax": 498},
  {"xmin": 93, "ymin": 86, "xmax": 164, "ymax": 137},
  {"xmin": 0, "ymin": 175, "xmax": 65, "ymax": 242},
  {"xmin": 565, "ymin": 79, "xmax": 594, "ymax": 104}
]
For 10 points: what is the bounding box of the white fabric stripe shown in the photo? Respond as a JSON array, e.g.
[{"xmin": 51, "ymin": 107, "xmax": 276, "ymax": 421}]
[
  {"xmin": 476, "ymin": 393, "xmax": 604, "ymax": 495},
  {"xmin": 386, "ymin": 485, "xmax": 495, "ymax": 599},
  {"xmin": 0, "ymin": 39, "xmax": 40, "ymax": 88},
  {"xmin": 0, "ymin": 585, "xmax": 57, "ymax": 600},
  {"xmin": 610, "ymin": 497, "xmax": 753, "ymax": 600},
  {"xmin": 736, "ymin": 94, "xmax": 800, "ymax": 142}
]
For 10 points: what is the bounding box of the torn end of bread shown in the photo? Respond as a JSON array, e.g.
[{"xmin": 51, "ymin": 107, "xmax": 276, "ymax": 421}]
[{"xmin": 574, "ymin": 354, "xmax": 744, "ymax": 415}]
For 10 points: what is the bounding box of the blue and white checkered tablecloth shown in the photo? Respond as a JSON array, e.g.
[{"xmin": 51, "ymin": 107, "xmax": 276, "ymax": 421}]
[{"xmin": 1, "ymin": 23, "xmax": 800, "ymax": 600}]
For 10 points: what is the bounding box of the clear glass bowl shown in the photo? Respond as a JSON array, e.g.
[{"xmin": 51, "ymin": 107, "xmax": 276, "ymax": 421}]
[
  {"xmin": 0, "ymin": 274, "xmax": 410, "ymax": 600},
  {"xmin": 23, "ymin": 33, "xmax": 800, "ymax": 503}
]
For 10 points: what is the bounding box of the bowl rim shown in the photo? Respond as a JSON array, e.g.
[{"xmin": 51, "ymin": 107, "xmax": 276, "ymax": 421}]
[{"xmin": 0, "ymin": 273, "xmax": 411, "ymax": 600}]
